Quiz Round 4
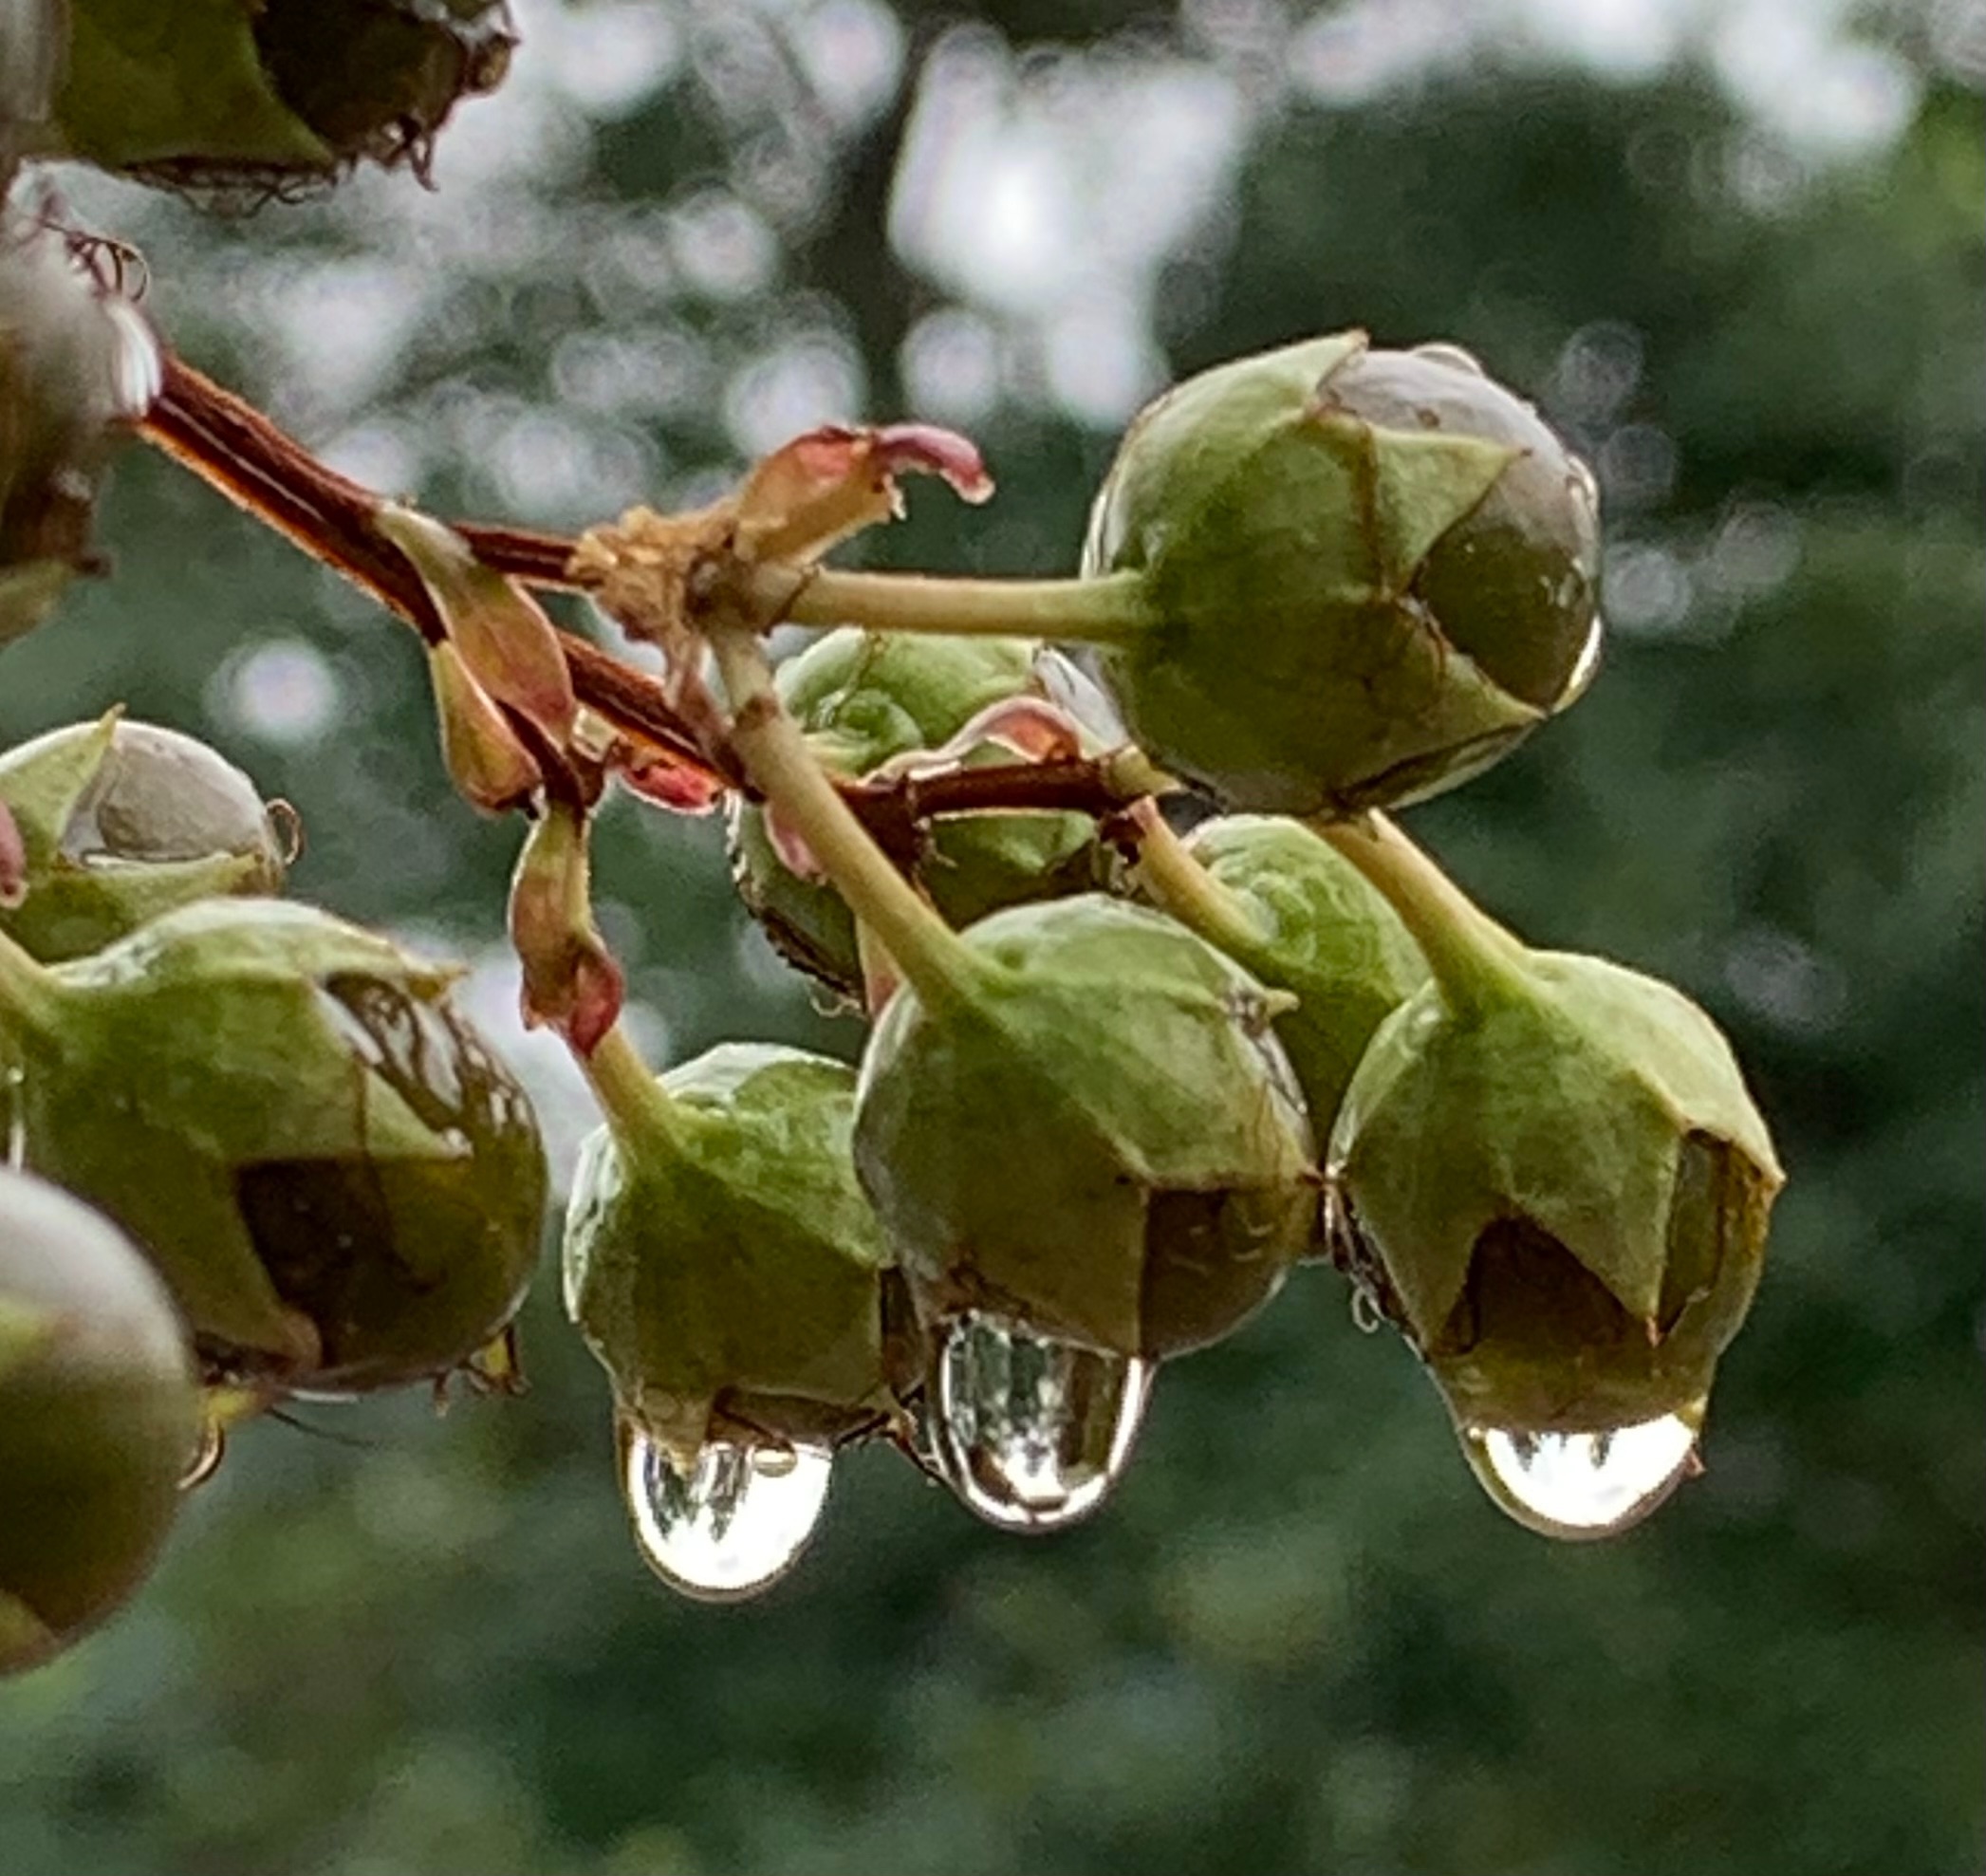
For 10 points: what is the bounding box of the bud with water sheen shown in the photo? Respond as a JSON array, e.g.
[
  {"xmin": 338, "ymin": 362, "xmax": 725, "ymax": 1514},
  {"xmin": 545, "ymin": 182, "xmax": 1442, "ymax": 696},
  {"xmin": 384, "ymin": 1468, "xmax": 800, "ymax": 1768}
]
[
  {"xmin": 1329, "ymin": 950, "xmax": 1782, "ymax": 1437},
  {"xmin": 729, "ymin": 629, "xmax": 1101, "ymax": 995},
  {"xmin": 6, "ymin": 900, "xmax": 546, "ymax": 1393},
  {"xmin": 564, "ymin": 1043, "xmax": 902, "ymax": 1468},
  {"xmin": 0, "ymin": 715, "xmax": 288, "ymax": 961},
  {"xmin": 1160, "ymin": 814, "xmax": 1430, "ymax": 1137},
  {"xmin": 0, "ymin": 1167, "xmax": 200, "ymax": 1675},
  {"xmin": 43, "ymin": 0, "xmax": 514, "ymax": 191},
  {"xmin": 1082, "ymin": 332, "xmax": 1602, "ymax": 815},
  {"xmin": 855, "ymin": 894, "xmax": 1319, "ymax": 1360}
]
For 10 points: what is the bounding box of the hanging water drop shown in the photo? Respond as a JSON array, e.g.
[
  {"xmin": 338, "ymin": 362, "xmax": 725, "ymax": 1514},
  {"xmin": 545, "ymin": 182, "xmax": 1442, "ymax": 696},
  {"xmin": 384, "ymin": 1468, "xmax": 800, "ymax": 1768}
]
[
  {"xmin": 1460, "ymin": 1407, "xmax": 1704, "ymax": 1540},
  {"xmin": 932, "ymin": 1312, "xmax": 1154, "ymax": 1533},
  {"xmin": 619, "ymin": 1418, "xmax": 833, "ymax": 1602}
]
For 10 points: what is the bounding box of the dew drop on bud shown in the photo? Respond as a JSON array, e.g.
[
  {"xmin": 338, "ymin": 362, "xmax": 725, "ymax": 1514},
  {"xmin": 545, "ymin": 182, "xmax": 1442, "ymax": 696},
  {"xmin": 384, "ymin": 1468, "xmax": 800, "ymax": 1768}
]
[
  {"xmin": 178, "ymin": 1416, "xmax": 226, "ymax": 1491},
  {"xmin": 1459, "ymin": 1407, "xmax": 1704, "ymax": 1541},
  {"xmin": 618, "ymin": 1418, "xmax": 833, "ymax": 1602},
  {"xmin": 1410, "ymin": 341, "xmax": 1488, "ymax": 377},
  {"xmin": 932, "ymin": 1313, "xmax": 1155, "ymax": 1533},
  {"xmin": 1558, "ymin": 607, "xmax": 1606, "ymax": 709},
  {"xmin": 1568, "ymin": 453, "xmax": 1603, "ymax": 516}
]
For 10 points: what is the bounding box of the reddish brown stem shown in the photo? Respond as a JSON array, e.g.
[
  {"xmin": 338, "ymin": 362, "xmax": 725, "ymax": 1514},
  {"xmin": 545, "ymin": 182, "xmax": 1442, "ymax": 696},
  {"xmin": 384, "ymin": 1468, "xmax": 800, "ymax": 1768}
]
[
  {"xmin": 454, "ymin": 522, "xmax": 584, "ymax": 590},
  {"xmin": 141, "ymin": 352, "xmax": 719, "ymax": 772},
  {"xmin": 136, "ymin": 349, "xmax": 1145, "ymax": 834}
]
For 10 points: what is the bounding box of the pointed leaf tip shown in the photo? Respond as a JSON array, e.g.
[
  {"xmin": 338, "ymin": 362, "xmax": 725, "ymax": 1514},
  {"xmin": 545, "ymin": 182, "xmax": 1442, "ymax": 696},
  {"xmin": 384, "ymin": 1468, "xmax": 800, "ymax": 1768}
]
[
  {"xmin": 736, "ymin": 422, "xmax": 995, "ymax": 564},
  {"xmin": 508, "ymin": 799, "xmax": 625, "ymax": 1055},
  {"xmin": 380, "ymin": 505, "xmax": 577, "ymax": 742},
  {"xmin": 871, "ymin": 424, "xmax": 994, "ymax": 505}
]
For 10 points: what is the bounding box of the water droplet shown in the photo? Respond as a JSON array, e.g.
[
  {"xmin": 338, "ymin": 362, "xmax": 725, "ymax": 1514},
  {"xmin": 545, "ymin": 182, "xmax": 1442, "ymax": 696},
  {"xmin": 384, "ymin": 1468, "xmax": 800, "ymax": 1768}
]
[
  {"xmin": 931, "ymin": 1313, "xmax": 1154, "ymax": 1532},
  {"xmin": 1557, "ymin": 609, "xmax": 1606, "ymax": 709},
  {"xmin": 1411, "ymin": 341, "xmax": 1487, "ymax": 376},
  {"xmin": 1568, "ymin": 453, "xmax": 1603, "ymax": 517},
  {"xmin": 179, "ymin": 1416, "xmax": 226, "ymax": 1491},
  {"xmin": 104, "ymin": 296, "xmax": 163, "ymax": 418},
  {"xmin": 1460, "ymin": 1406, "xmax": 1704, "ymax": 1540},
  {"xmin": 266, "ymin": 798, "xmax": 306, "ymax": 865},
  {"xmin": 619, "ymin": 1419, "xmax": 833, "ymax": 1602}
]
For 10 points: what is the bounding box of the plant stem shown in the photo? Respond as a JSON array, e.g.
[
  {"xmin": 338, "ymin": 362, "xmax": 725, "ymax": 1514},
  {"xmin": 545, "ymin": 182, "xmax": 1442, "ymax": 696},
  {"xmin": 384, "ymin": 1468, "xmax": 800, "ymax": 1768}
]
[
  {"xmin": 1127, "ymin": 802, "xmax": 1271, "ymax": 961},
  {"xmin": 0, "ymin": 928, "xmax": 63, "ymax": 1045},
  {"xmin": 764, "ymin": 565, "xmax": 1159, "ymax": 645},
  {"xmin": 141, "ymin": 352, "xmax": 719, "ymax": 775},
  {"xmin": 581, "ymin": 1021, "xmax": 691, "ymax": 1155},
  {"xmin": 1310, "ymin": 813, "xmax": 1531, "ymax": 1017},
  {"xmin": 138, "ymin": 353, "xmax": 1171, "ymax": 829},
  {"xmin": 707, "ymin": 625, "xmax": 984, "ymax": 1012},
  {"xmin": 139, "ymin": 355, "xmax": 1176, "ymax": 822}
]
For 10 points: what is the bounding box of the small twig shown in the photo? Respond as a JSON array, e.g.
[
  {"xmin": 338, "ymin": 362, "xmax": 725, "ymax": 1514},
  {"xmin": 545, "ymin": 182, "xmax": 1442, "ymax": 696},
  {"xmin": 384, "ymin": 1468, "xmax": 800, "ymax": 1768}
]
[
  {"xmin": 838, "ymin": 753, "xmax": 1145, "ymax": 864},
  {"xmin": 137, "ymin": 349, "xmax": 1148, "ymax": 835},
  {"xmin": 454, "ymin": 521, "xmax": 584, "ymax": 590},
  {"xmin": 141, "ymin": 352, "xmax": 721, "ymax": 773}
]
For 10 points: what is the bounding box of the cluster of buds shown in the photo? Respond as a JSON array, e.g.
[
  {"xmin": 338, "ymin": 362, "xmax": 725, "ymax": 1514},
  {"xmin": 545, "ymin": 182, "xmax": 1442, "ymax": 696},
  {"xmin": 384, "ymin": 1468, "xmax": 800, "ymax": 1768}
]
[
  {"xmin": 0, "ymin": 317, "xmax": 1783, "ymax": 1653},
  {"xmin": 0, "ymin": 717, "xmax": 547, "ymax": 1662}
]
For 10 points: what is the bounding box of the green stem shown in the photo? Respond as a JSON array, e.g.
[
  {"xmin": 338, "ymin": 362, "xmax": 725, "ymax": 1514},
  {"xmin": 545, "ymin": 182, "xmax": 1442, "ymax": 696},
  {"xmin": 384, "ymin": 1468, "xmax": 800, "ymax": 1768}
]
[
  {"xmin": 581, "ymin": 1021, "xmax": 692, "ymax": 1156},
  {"xmin": 761, "ymin": 565, "xmax": 1159, "ymax": 646},
  {"xmin": 1128, "ymin": 804, "xmax": 1271, "ymax": 962},
  {"xmin": 707, "ymin": 625, "xmax": 984, "ymax": 1012},
  {"xmin": 0, "ymin": 928, "xmax": 63, "ymax": 1046},
  {"xmin": 1310, "ymin": 813, "xmax": 1531, "ymax": 1018}
]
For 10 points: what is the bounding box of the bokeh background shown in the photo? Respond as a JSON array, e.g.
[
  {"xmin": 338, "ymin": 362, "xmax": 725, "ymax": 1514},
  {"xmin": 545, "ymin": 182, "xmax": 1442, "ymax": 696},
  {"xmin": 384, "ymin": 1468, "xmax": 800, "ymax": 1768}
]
[{"xmin": 3, "ymin": 2, "xmax": 1982, "ymax": 1871}]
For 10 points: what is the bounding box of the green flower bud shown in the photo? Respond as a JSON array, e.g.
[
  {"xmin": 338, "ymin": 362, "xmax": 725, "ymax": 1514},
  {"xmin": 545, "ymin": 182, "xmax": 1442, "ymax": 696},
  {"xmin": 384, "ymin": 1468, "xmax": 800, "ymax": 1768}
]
[
  {"xmin": 729, "ymin": 629, "xmax": 1101, "ymax": 994},
  {"xmin": 1081, "ymin": 332, "xmax": 1602, "ymax": 814},
  {"xmin": 43, "ymin": 0, "xmax": 513, "ymax": 192},
  {"xmin": 1138, "ymin": 813, "xmax": 1429, "ymax": 1139},
  {"xmin": 0, "ymin": 900, "xmax": 546, "ymax": 1394},
  {"xmin": 1328, "ymin": 951, "xmax": 1783, "ymax": 1446},
  {"xmin": 1, "ymin": 208, "xmax": 158, "ymax": 646},
  {"xmin": 1, "ymin": 1167, "xmax": 200, "ymax": 1675},
  {"xmin": 854, "ymin": 894, "xmax": 1319, "ymax": 1361},
  {"xmin": 565, "ymin": 1042, "xmax": 900, "ymax": 1466},
  {"xmin": 0, "ymin": 713, "xmax": 289, "ymax": 961},
  {"xmin": 251, "ymin": 0, "xmax": 515, "ymax": 178}
]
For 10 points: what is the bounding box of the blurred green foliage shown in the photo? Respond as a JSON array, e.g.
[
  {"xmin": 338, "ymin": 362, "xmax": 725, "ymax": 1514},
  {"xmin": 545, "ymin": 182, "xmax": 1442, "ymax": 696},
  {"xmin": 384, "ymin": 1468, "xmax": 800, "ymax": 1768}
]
[{"xmin": 1, "ymin": 4, "xmax": 1980, "ymax": 1873}]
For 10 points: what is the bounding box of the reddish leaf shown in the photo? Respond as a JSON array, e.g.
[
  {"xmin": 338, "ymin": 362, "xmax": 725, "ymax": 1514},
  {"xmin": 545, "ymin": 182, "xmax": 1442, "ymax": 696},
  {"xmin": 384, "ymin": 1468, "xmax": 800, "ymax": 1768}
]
[
  {"xmin": 380, "ymin": 506, "xmax": 577, "ymax": 742},
  {"xmin": 427, "ymin": 641, "xmax": 541, "ymax": 814},
  {"xmin": 508, "ymin": 799, "xmax": 625, "ymax": 1056},
  {"xmin": 736, "ymin": 422, "xmax": 994, "ymax": 565},
  {"xmin": 619, "ymin": 757, "xmax": 727, "ymax": 816}
]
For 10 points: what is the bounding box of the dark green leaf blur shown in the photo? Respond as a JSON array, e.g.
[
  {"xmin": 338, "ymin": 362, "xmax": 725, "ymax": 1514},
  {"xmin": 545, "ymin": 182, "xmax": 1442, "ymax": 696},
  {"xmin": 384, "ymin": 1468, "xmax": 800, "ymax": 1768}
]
[{"xmin": 2, "ymin": 3, "xmax": 1980, "ymax": 1872}]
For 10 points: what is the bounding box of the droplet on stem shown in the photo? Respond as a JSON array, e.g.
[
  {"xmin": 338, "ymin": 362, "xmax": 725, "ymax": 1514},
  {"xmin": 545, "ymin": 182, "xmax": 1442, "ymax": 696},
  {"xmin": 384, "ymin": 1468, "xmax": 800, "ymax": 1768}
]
[
  {"xmin": 1459, "ymin": 1406, "xmax": 1704, "ymax": 1540},
  {"xmin": 931, "ymin": 1312, "xmax": 1154, "ymax": 1533},
  {"xmin": 618, "ymin": 1416, "xmax": 833, "ymax": 1602}
]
